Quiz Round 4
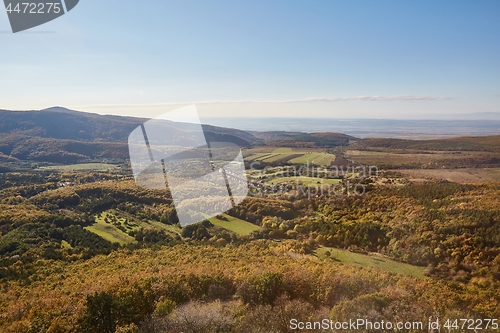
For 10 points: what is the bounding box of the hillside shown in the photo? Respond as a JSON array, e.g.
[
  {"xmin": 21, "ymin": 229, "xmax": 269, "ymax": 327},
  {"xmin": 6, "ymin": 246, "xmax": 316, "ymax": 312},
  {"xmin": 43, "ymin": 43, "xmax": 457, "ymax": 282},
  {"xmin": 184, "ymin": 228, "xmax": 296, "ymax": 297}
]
[
  {"xmin": 252, "ymin": 131, "xmax": 356, "ymax": 147},
  {"xmin": 0, "ymin": 107, "xmax": 259, "ymax": 144},
  {"xmin": 0, "ymin": 108, "xmax": 260, "ymax": 164},
  {"xmin": 0, "ymin": 108, "xmax": 361, "ymax": 164},
  {"xmin": 0, "ymin": 107, "xmax": 143, "ymax": 142},
  {"xmin": 359, "ymin": 135, "xmax": 500, "ymax": 152},
  {"xmin": 1, "ymin": 172, "xmax": 499, "ymax": 331},
  {"xmin": 3, "ymin": 108, "xmax": 500, "ymax": 167},
  {"xmin": 1, "ymin": 111, "xmax": 500, "ymax": 331}
]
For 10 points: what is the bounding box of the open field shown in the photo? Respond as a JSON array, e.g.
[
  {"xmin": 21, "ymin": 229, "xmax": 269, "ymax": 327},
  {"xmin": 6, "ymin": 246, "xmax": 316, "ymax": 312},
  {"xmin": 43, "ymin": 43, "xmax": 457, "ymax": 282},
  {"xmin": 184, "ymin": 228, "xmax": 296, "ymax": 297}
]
[
  {"xmin": 288, "ymin": 152, "xmax": 336, "ymax": 166},
  {"xmin": 346, "ymin": 149, "xmax": 470, "ymax": 165},
  {"xmin": 245, "ymin": 147, "xmax": 335, "ymax": 166},
  {"xmin": 395, "ymin": 168, "xmax": 500, "ymax": 184},
  {"xmin": 316, "ymin": 247, "xmax": 425, "ymax": 279},
  {"xmin": 243, "ymin": 147, "xmax": 324, "ymax": 155},
  {"xmin": 61, "ymin": 240, "xmax": 73, "ymax": 249},
  {"xmin": 242, "ymin": 147, "xmax": 277, "ymax": 155},
  {"xmin": 144, "ymin": 219, "xmax": 181, "ymax": 235},
  {"xmin": 85, "ymin": 213, "xmax": 137, "ymax": 245},
  {"xmin": 85, "ymin": 210, "xmax": 182, "ymax": 245},
  {"xmin": 87, "ymin": 210, "xmax": 256, "ymax": 241},
  {"xmin": 345, "ymin": 149, "xmax": 500, "ymax": 168},
  {"xmin": 106, "ymin": 210, "xmax": 180, "ymax": 234},
  {"xmin": 267, "ymin": 176, "xmax": 342, "ymax": 186},
  {"xmin": 258, "ymin": 153, "xmax": 300, "ymax": 163},
  {"xmin": 37, "ymin": 163, "xmax": 119, "ymax": 172},
  {"xmin": 207, "ymin": 213, "xmax": 260, "ymax": 235},
  {"xmin": 360, "ymin": 135, "xmax": 500, "ymax": 151}
]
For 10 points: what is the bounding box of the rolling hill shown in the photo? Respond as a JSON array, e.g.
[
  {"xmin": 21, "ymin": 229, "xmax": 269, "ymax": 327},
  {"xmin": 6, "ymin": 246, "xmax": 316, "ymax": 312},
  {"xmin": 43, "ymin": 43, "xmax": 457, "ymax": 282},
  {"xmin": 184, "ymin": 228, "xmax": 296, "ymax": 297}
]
[
  {"xmin": 6, "ymin": 107, "xmax": 500, "ymax": 167},
  {"xmin": 359, "ymin": 135, "xmax": 500, "ymax": 152},
  {"xmin": 252, "ymin": 131, "xmax": 356, "ymax": 147},
  {"xmin": 0, "ymin": 107, "xmax": 260, "ymax": 164},
  {"xmin": 0, "ymin": 107, "xmax": 259, "ymax": 144},
  {"xmin": 0, "ymin": 108, "xmax": 360, "ymax": 164}
]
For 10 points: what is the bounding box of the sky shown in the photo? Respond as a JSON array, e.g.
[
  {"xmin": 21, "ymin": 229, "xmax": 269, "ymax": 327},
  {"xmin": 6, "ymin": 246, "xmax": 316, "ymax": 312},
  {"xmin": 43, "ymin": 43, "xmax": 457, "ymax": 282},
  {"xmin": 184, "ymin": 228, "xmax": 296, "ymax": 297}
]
[{"xmin": 1, "ymin": 0, "xmax": 500, "ymax": 120}]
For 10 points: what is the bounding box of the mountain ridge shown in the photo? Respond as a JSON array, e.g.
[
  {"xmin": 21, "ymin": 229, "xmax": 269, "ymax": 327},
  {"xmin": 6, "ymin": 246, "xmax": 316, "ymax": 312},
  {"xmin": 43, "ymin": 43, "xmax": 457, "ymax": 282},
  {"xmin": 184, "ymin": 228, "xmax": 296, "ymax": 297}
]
[{"xmin": 0, "ymin": 107, "xmax": 355, "ymax": 164}]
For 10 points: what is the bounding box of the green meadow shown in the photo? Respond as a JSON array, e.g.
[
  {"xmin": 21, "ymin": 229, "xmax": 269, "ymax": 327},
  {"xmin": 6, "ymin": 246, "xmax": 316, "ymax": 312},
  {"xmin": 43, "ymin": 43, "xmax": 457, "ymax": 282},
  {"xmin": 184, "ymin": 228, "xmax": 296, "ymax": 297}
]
[
  {"xmin": 316, "ymin": 247, "xmax": 425, "ymax": 279},
  {"xmin": 207, "ymin": 213, "xmax": 260, "ymax": 235},
  {"xmin": 246, "ymin": 147, "xmax": 335, "ymax": 166}
]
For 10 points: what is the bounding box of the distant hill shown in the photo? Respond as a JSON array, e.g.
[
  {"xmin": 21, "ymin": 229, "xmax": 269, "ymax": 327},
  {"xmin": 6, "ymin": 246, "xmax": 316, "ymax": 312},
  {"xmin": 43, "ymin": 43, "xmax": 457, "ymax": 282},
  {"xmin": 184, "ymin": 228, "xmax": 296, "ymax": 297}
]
[
  {"xmin": 0, "ymin": 107, "xmax": 264, "ymax": 164},
  {"xmin": 252, "ymin": 131, "xmax": 356, "ymax": 147},
  {"xmin": 0, "ymin": 107, "xmax": 258, "ymax": 144},
  {"xmin": 4, "ymin": 108, "xmax": 500, "ymax": 165},
  {"xmin": 0, "ymin": 108, "xmax": 354, "ymax": 164},
  {"xmin": 360, "ymin": 135, "xmax": 500, "ymax": 152},
  {"xmin": 0, "ymin": 133, "xmax": 129, "ymax": 163}
]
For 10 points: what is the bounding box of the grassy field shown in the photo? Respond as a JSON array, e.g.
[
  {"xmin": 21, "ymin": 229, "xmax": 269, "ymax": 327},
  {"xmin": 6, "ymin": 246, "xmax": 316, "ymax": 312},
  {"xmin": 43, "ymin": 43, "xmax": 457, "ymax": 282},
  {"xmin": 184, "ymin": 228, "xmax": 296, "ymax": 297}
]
[
  {"xmin": 86, "ymin": 210, "xmax": 183, "ymax": 245},
  {"xmin": 208, "ymin": 213, "xmax": 260, "ymax": 235},
  {"xmin": 247, "ymin": 153, "xmax": 276, "ymax": 161},
  {"xmin": 345, "ymin": 150, "xmax": 459, "ymax": 166},
  {"xmin": 37, "ymin": 163, "xmax": 118, "ymax": 172},
  {"xmin": 316, "ymin": 247, "xmax": 425, "ymax": 279},
  {"xmin": 261, "ymin": 153, "xmax": 299, "ymax": 163},
  {"xmin": 86, "ymin": 210, "xmax": 256, "ymax": 242},
  {"xmin": 85, "ymin": 213, "xmax": 137, "ymax": 245},
  {"xmin": 61, "ymin": 240, "xmax": 73, "ymax": 249},
  {"xmin": 267, "ymin": 176, "xmax": 342, "ymax": 186},
  {"xmin": 245, "ymin": 147, "xmax": 334, "ymax": 166},
  {"xmin": 345, "ymin": 149, "xmax": 500, "ymax": 168},
  {"xmin": 396, "ymin": 168, "xmax": 500, "ymax": 184},
  {"xmin": 288, "ymin": 152, "xmax": 336, "ymax": 166},
  {"xmin": 272, "ymin": 148, "xmax": 295, "ymax": 153},
  {"xmin": 144, "ymin": 219, "xmax": 181, "ymax": 235}
]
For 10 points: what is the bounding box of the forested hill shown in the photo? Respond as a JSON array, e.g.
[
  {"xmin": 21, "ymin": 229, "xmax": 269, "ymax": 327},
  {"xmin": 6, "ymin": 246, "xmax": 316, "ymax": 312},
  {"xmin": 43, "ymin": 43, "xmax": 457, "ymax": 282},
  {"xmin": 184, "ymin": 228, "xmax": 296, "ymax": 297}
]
[
  {"xmin": 251, "ymin": 131, "xmax": 356, "ymax": 147},
  {"xmin": 360, "ymin": 135, "xmax": 500, "ymax": 152},
  {"xmin": 0, "ymin": 108, "xmax": 362, "ymax": 164},
  {"xmin": 0, "ymin": 107, "xmax": 258, "ymax": 144},
  {"xmin": 0, "ymin": 108, "xmax": 260, "ymax": 164}
]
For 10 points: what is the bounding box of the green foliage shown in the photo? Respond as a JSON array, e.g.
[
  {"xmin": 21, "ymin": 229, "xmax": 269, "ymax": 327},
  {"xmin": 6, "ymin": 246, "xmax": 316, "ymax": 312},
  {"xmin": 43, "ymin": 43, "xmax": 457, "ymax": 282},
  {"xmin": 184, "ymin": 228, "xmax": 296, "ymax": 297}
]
[
  {"xmin": 79, "ymin": 284, "xmax": 155, "ymax": 333},
  {"xmin": 62, "ymin": 225, "xmax": 117, "ymax": 255},
  {"xmin": 361, "ymin": 135, "xmax": 500, "ymax": 152},
  {"xmin": 0, "ymin": 223, "xmax": 57, "ymax": 256},
  {"xmin": 1, "ymin": 146, "xmax": 500, "ymax": 332},
  {"xmin": 207, "ymin": 213, "xmax": 260, "ymax": 236},
  {"xmin": 397, "ymin": 182, "xmax": 475, "ymax": 207},
  {"xmin": 237, "ymin": 272, "xmax": 284, "ymax": 305},
  {"xmin": 316, "ymin": 247, "xmax": 425, "ymax": 278},
  {"xmin": 252, "ymin": 132, "xmax": 354, "ymax": 147},
  {"xmin": 0, "ymin": 242, "xmax": 498, "ymax": 331},
  {"xmin": 181, "ymin": 220, "xmax": 213, "ymax": 240},
  {"xmin": 133, "ymin": 229, "xmax": 174, "ymax": 244},
  {"xmin": 79, "ymin": 291, "xmax": 121, "ymax": 333},
  {"xmin": 153, "ymin": 299, "xmax": 177, "ymax": 318}
]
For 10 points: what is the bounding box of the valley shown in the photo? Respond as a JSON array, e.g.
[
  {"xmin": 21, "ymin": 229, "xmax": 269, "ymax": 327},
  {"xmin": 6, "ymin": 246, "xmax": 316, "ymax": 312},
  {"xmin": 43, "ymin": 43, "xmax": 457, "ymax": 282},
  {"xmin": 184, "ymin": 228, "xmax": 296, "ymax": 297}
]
[{"xmin": 0, "ymin": 109, "xmax": 499, "ymax": 332}]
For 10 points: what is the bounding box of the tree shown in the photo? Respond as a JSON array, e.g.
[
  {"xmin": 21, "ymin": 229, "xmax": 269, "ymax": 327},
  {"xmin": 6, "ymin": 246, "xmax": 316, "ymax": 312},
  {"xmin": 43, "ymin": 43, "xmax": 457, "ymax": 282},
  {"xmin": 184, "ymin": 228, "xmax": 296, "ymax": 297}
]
[{"xmin": 79, "ymin": 291, "xmax": 121, "ymax": 333}]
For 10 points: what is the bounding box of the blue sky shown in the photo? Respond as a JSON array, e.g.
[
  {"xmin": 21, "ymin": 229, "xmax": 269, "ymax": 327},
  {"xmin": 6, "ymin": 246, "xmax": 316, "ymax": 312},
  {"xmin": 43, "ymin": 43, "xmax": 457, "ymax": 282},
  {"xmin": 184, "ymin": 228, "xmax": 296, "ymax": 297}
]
[{"xmin": 1, "ymin": 0, "xmax": 499, "ymax": 119}]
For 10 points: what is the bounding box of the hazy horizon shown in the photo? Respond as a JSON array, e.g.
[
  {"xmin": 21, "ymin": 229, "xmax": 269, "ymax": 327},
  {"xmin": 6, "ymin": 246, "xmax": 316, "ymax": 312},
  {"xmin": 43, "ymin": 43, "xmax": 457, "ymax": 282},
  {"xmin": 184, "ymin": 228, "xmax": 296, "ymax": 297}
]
[
  {"xmin": 3, "ymin": 106, "xmax": 500, "ymax": 139},
  {"xmin": 2, "ymin": 1, "xmax": 500, "ymax": 119},
  {"xmin": 3, "ymin": 105, "xmax": 500, "ymax": 122}
]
